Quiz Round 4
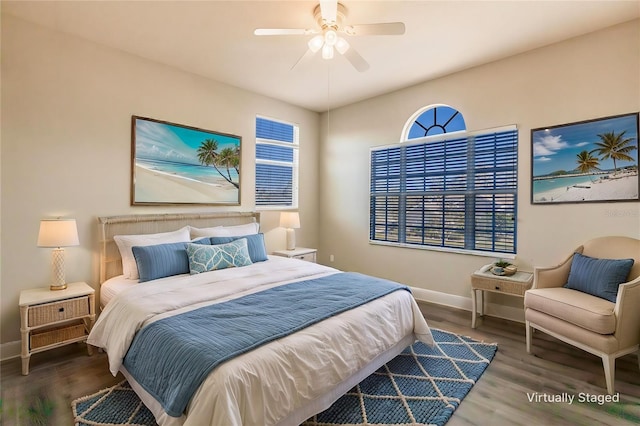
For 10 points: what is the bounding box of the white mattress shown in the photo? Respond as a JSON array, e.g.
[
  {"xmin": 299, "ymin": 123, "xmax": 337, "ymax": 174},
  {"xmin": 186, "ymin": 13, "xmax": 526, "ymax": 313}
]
[
  {"xmin": 89, "ymin": 256, "xmax": 433, "ymax": 426},
  {"xmin": 100, "ymin": 275, "xmax": 137, "ymax": 307}
]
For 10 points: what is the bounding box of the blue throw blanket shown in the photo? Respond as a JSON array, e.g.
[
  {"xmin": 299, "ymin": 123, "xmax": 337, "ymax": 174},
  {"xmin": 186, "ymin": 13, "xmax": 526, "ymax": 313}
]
[{"xmin": 123, "ymin": 272, "xmax": 409, "ymax": 417}]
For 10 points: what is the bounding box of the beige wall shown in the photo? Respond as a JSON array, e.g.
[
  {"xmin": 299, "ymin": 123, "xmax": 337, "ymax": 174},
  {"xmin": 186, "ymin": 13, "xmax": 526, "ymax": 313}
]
[
  {"xmin": 319, "ymin": 20, "xmax": 640, "ymax": 311},
  {"xmin": 0, "ymin": 15, "xmax": 320, "ymax": 348},
  {"xmin": 2, "ymin": 13, "xmax": 639, "ymax": 354}
]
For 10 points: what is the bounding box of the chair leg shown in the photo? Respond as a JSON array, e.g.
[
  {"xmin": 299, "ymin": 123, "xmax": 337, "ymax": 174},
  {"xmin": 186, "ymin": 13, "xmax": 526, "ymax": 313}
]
[
  {"xmin": 602, "ymin": 354, "xmax": 615, "ymax": 394},
  {"xmin": 525, "ymin": 321, "xmax": 532, "ymax": 354}
]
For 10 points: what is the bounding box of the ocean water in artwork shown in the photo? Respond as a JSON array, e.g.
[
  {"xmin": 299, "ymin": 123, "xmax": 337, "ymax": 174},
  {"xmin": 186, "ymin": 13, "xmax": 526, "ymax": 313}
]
[
  {"xmin": 532, "ymin": 174, "xmax": 599, "ymax": 194},
  {"xmin": 137, "ymin": 158, "xmax": 238, "ymax": 186}
]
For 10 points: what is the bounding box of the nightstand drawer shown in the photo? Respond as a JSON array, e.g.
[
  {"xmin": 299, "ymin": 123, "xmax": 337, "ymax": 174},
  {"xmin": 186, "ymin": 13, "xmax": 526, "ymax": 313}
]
[
  {"xmin": 296, "ymin": 252, "xmax": 316, "ymax": 262},
  {"xmin": 28, "ymin": 296, "xmax": 90, "ymax": 327},
  {"xmin": 471, "ymin": 278, "xmax": 529, "ymax": 296},
  {"xmin": 30, "ymin": 322, "xmax": 86, "ymax": 349},
  {"xmin": 272, "ymin": 248, "xmax": 317, "ymax": 263}
]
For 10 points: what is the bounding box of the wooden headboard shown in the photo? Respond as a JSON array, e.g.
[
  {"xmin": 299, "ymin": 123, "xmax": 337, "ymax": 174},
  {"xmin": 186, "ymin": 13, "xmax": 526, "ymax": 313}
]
[{"xmin": 98, "ymin": 212, "xmax": 260, "ymax": 283}]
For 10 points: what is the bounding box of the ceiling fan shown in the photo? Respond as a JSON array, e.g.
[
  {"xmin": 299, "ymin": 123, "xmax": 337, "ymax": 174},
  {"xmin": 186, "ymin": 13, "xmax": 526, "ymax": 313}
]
[{"xmin": 254, "ymin": 0, "xmax": 406, "ymax": 72}]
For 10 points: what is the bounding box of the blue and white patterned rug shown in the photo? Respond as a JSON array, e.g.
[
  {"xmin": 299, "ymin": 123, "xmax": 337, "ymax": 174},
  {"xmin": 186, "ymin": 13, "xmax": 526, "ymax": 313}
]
[{"xmin": 72, "ymin": 329, "xmax": 497, "ymax": 426}]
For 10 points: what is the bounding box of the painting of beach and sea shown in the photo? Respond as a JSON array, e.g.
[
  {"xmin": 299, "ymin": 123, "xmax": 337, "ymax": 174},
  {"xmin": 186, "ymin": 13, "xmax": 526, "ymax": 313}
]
[
  {"xmin": 531, "ymin": 113, "xmax": 639, "ymax": 204},
  {"xmin": 131, "ymin": 116, "xmax": 241, "ymax": 205}
]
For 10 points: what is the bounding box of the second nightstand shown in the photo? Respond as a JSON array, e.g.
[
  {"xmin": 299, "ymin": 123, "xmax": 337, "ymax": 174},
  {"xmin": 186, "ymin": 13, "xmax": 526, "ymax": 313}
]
[
  {"xmin": 272, "ymin": 247, "xmax": 317, "ymax": 263},
  {"xmin": 470, "ymin": 265, "xmax": 533, "ymax": 329},
  {"xmin": 19, "ymin": 282, "xmax": 96, "ymax": 375}
]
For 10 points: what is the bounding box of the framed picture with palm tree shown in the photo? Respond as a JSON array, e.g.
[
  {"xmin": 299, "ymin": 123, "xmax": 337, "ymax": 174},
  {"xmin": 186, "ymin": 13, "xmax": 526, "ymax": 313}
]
[
  {"xmin": 131, "ymin": 116, "xmax": 241, "ymax": 205},
  {"xmin": 531, "ymin": 112, "xmax": 639, "ymax": 204}
]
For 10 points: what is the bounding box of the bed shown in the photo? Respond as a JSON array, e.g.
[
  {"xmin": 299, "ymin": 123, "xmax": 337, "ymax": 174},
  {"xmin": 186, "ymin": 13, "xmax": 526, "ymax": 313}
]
[{"xmin": 88, "ymin": 212, "xmax": 433, "ymax": 426}]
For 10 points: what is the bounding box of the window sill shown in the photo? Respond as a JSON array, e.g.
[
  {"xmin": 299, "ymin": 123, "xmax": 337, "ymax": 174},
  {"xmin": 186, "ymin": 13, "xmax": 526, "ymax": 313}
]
[{"xmin": 369, "ymin": 240, "xmax": 516, "ymax": 260}]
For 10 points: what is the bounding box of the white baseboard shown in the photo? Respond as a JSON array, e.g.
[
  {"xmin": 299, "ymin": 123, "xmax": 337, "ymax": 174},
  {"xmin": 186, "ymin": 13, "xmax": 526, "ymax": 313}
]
[
  {"xmin": 1, "ymin": 340, "xmax": 21, "ymax": 362},
  {"xmin": 409, "ymin": 286, "xmax": 525, "ymax": 324},
  {"xmin": 0, "ymin": 287, "xmax": 523, "ymax": 362}
]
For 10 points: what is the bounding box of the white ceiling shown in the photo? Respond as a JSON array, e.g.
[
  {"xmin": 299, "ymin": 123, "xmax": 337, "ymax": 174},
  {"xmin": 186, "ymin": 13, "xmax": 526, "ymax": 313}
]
[{"xmin": 4, "ymin": 1, "xmax": 639, "ymax": 112}]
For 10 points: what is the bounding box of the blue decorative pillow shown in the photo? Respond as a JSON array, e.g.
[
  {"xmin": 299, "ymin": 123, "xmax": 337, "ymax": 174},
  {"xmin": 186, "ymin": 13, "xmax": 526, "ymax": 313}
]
[
  {"xmin": 132, "ymin": 239, "xmax": 208, "ymax": 283},
  {"xmin": 186, "ymin": 239, "xmax": 253, "ymax": 274},
  {"xmin": 564, "ymin": 252, "xmax": 634, "ymax": 302},
  {"xmin": 210, "ymin": 233, "xmax": 268, "ymax": 263}
]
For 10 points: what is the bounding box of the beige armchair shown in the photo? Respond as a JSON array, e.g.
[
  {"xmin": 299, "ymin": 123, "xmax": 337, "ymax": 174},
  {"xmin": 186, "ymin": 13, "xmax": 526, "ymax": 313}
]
[{"xmin": 524, "ymin": 236, "xmax": 640, "ymax": 394}]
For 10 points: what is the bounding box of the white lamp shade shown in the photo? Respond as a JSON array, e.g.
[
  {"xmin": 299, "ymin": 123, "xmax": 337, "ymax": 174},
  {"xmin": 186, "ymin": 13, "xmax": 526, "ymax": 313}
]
[
  {"xmin": 279, "ymin": 212, "xmax": 300, "ymax": 229},
  {"xmin": 308, "ymin": 35, "xmax": 324, "ymax": 53},
  {"xmin": 37, "ymin": 219, "xmax": 80, "ymax": 247},
  {"xmin": 321, "ymin": 43, "xmax": 334, "ymax": 60}
]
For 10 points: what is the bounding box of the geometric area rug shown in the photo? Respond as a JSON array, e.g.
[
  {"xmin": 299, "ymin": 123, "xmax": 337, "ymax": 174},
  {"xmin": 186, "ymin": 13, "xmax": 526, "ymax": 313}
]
[
  {"xmin": 72, "ymin": 329, "xmax": 497, "ymax": 426},
  {"xmin": 303, "ymin": 329, "xmax": 497, "ymax": 426}
]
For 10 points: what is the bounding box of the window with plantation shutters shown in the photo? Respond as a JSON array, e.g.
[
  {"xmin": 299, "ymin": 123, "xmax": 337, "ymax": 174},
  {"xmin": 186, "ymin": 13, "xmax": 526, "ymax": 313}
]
[
  {"xmin": 370, "ymin": 125, "xmax": 518, "ymax": 255},
  {"xmin": 255, "ymin": 117, "xmax": 299, "ymax": 208}
]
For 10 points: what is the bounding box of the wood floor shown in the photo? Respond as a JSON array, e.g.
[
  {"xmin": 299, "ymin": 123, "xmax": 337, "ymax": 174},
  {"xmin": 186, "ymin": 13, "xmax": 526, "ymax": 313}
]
[{"xmin": 1, "ymin": 301, "xmax": 639, "ymax": 425}]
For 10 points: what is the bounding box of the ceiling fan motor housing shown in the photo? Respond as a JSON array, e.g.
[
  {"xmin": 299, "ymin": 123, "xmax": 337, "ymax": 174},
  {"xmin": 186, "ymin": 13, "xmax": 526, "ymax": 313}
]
[{"xmin": 314, "ymin": 2, "xmax": 347, "ymax": 30}]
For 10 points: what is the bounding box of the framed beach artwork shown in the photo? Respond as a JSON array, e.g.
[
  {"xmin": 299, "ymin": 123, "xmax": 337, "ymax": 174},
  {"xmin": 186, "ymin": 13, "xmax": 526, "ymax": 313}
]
[
  {"xmin": 131, "ymin": 116, "xmax": 241, "ymax": 205},
  {"xmin": 531, "ymin": 113, "xmax": 639, "ymax": 204}
]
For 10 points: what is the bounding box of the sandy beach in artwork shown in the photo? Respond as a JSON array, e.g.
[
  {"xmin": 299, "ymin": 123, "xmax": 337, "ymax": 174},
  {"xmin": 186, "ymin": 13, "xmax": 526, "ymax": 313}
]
[
  {"xmin": 533, "ymin": 171, "xmax": 638, "ymax": 203},
  {"xmin": 134, "ymin": 165, "xmax": 238, "ymax": 204}
]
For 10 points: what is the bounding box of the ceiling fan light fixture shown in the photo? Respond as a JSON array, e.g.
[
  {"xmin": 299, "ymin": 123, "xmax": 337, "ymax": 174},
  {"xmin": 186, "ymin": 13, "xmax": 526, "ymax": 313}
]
[
  {"xmin": 335, "ymin": 37, "xmax": 350, "ymax": 54},
  {"xmin": 324, "ymin": 29, "xmax": 338, "ymax": 46},
  {"xmin": 322, "ymin": 43, "xmax": 334, "ymax": 59},
  {"xmin": 308, "ymin": 35, "xmax": 324, "ymax": 53}
]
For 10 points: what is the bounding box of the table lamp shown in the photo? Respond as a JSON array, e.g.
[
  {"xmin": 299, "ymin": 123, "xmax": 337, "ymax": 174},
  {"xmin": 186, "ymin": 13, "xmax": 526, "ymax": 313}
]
[
  {"xmin": 279, "ymin": 212, "xmax": 300, "ymax": 250},
  {"xmin": 37, "ymin": 218, "xmax": 80, "ymax": 290}
]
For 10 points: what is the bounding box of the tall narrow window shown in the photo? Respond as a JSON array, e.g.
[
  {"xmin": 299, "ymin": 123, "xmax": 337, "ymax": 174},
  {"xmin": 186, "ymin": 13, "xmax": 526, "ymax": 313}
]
[
  {"xmin": 255, "ymin": 116, "xmax": 299, "ymax": 208},
  {"xmin": 372, "ymin": 105, "xmax": 518, "ymax": 255}
]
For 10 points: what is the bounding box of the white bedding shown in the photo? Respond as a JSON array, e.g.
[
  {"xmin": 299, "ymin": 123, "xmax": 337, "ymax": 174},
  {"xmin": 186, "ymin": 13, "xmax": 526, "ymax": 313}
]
[
  {"xmin": 88, "ymin": 256, "xmax": 433, "ymax": 426},
  {"xmin": 100, "ymin": 275, "xmax": 137, "ymax": 307}
]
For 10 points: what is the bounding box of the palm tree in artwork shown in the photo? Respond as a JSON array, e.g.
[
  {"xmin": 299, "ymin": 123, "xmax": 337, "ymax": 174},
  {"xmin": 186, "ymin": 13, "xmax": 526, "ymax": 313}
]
[
  {"xmin": 216, "ymin": 147, "xmax": 240, "ymax": 183},
  {"xmin": 575, "ymin": 150, "xmax": 600, "ymax": 174},
  {"xmin": 590, "ymin": 130, "xmax": 637, "ymax": 175},
  {"xmin": 197, "ymin": 139, "xmax": 240, "ymax": 188}
]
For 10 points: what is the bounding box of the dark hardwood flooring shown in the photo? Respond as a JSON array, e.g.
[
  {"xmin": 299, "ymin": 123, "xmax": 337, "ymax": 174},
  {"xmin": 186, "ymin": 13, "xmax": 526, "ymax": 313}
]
[{"xmin": 1, "ymin": 302, "xmax": 639, "ymax": 425}]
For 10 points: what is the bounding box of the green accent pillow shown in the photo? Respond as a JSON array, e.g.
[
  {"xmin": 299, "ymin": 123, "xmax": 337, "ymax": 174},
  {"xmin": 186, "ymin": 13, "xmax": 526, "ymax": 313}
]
[
  {"xmin": 186, "ymin": 238, "xmax": 253, "ymax": 274},
  {"xmin": 564, "ymin": 252, "xmax": 634, "ymax": 302}
]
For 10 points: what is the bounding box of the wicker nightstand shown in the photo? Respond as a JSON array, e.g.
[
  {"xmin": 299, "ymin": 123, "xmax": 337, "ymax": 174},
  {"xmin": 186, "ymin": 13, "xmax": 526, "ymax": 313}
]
[
  {"xmin": 272, "ymin": 247, "xmax": 317, "ymax": 263},
  {"xmin": 19, "ymin": 282, "xmax": 96, "ymax": 375},
  {"xmin": 471, "ymin": 265, "xmax": 533, "ymax": 329}
]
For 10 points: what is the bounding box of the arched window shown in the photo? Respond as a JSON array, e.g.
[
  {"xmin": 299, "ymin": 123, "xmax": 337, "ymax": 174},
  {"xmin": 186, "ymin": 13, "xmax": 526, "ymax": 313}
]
[
  {"xmin": 371, "ymin": 105, "xmax": 518, "ymax": 256},
  {"xmin": 403, "ymin": 105, "xmax": 466, "ymax": 140}
]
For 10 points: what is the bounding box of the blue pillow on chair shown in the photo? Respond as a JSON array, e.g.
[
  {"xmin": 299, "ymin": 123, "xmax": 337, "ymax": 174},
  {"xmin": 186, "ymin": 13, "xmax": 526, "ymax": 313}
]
[{"xmin": 564, "ymin": 252, "xmax": 634, "ymax": 302}]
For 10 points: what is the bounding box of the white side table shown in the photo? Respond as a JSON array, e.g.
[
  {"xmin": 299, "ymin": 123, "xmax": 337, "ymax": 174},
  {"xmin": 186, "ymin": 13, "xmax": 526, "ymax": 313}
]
[
  {"xmin": 19, "ymin": 282, "xmax": 96, "ymax": 375},
  {"xmin": 471, "ymin": 265, "xmax": 533, "ymax": 328},
  {"xmin": 272, "ymin": 247, "xmax": 317, "ymax": 263}
]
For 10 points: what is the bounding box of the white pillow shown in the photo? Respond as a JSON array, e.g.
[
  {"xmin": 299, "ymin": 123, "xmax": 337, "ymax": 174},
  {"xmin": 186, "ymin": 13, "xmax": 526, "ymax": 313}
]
[
  {"xmin": 189, "ymin": 222, "xmax": 259, "ymax": 239},
  {"xmin": 189, "ymin": 226, "xmax": 223, "ymax": 239},
  {"xmin": 114, "ymin": 226, "xmax": 190, "ymax": 280}
]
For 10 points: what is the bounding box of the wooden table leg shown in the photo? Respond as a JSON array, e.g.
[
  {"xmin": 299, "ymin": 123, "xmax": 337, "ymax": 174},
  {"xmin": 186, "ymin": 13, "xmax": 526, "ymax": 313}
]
[
  {"xmin": 21, "ymin": 355, "xmax": 30, "ymax": 375},
  {"xmin": 471, "ymin": 288, "xmax": 477, "ymax": 328}
]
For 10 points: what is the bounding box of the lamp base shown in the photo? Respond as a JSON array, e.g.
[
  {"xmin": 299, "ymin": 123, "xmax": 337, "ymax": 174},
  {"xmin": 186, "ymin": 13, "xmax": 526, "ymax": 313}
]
[
  {"xmin": 285, "ymin": 228, "xmax": 296, "ymax": 250},
  {"xmin": 50, "ymin": 248, "xmax": 67, "ymax": 291},
  {"xmin": 50, "ymin": 284, "xmax": 68, "ymax": 291}
]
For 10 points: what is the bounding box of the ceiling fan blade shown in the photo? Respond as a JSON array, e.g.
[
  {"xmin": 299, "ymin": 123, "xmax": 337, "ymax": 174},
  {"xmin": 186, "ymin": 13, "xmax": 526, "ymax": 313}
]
[
  {"xmin": 344, "ymin": 49, "xmax": 370, "ymax": 72},
  {"xmin": 335, "ymin": 38, "xmax": 369, "ymax": 72},
  {"xmin": 290, "ymin": 48, "xmax": 317, "ymax": 71},
  {"xmin": 254, "ymin": 28, "xmax": 311, "ymax": 36},
  {"xmin": 345, "ymin": 22, "xmax": 406, "ymax": 36},
  {"xmin": 319, "ymin": 0, "xmax": 338, "ymax": 23}
]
